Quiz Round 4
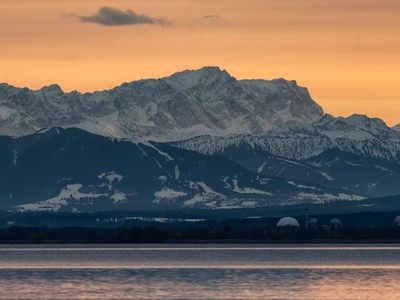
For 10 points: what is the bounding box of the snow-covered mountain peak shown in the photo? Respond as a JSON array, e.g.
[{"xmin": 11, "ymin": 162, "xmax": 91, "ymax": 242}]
[
  {"xmin": 325, "ymin": 114, "xmax": 393, "ymax": 138},
  {"xmin": 0, "ymin": 67, "xmax": 325, "ymax": 140},
  {"xmin": 0, "ymin": 83, "xmax": 12, "ymax": 90},
  {"xmin": 0, "ymin": 83, "xmax": 21, "ymax": 97},
  {"xmin": 168, "ymin": 66, "xmax": 230, "ymax": 80},
  {"xmin": 309, "ymin": 113, "xmax": 393, "ymax": 138},
  {"xmin": 164, "ymin": 66, "xmax": 235, "ymax": 92},
  {"xmin": 175, "ymin": 112, "xmax": 400, "ymax": 164},
  {"xmin": 239, "ymin": 78, "xmax": 324, "ymax": 123},
  {"xmin": 38, "ymin": 84, "xmax": 64, "ymax": 95},
  {"xmin": 346, "ymin": 114, "xmax": 388, "ymax": 129}
]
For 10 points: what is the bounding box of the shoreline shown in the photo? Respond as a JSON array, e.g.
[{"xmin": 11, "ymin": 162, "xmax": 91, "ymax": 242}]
[{"xmin": 2, "ymin": 239, "xmax": 400, "ymax": 244}]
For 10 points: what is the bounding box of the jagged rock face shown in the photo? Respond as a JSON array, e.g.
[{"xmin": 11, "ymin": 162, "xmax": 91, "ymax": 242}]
[
  {"xmin": 393, "ymin": 124, "xmax": 400, "ymax": 132},
  {"xmin": 0, "ymin": 67, "xmax": 323, "ymax": 141},
  {"xmin": 174, "ymin": 114, "xmax": 400, "ymax": 162}
]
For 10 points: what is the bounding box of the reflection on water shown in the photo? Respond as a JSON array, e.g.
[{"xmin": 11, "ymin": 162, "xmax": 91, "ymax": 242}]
[{"xmin": 0, "ymin": 244, "xmax": 400, "ymax": 299}]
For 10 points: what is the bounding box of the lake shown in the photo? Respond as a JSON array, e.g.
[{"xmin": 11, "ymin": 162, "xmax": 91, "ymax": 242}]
[{"xmin": 1, "ymin": 244, "xmax": 400, "ymax": 299}]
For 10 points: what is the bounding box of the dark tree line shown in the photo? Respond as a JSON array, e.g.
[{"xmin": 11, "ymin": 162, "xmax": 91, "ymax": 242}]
[{"xmin": 1, "ymin": 225, "xmax": 400, "ymax": 243}]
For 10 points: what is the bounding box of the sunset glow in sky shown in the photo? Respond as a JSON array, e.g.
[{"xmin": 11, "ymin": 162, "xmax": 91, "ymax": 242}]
[{"xmin": 0, "ymin": 0, "xmax": 399, "ymax": 125}]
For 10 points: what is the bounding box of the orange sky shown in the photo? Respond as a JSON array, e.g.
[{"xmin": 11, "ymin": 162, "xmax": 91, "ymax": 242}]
[{"xmin": 0, "ymin": 0, "xmax": 399, "ymax": 125}]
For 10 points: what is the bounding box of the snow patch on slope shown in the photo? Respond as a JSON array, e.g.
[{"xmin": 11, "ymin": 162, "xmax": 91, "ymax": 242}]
[
  {"xmin": 295, "ymin": 192, "xmax": 364, "ymax": 204},
  {"xmin": 110, "ymin": 192, "xmax": 127, "ymax": 203},
  {"xmin": 17, "ymin": 184, "xmax": 107, "ymax": 212},
  {"xmin": 174, "ymin": 165, "xmax": 180, "ymax": 180},
  {"xmin": 98, "ymin": 172, "xmax": 123, "ymax": 191},
  {"xmin": 183, "ymin": 182, "xmax": 226, "ymax": 208},
  {"xmin": 153, "ymin": 188, "xmax": 187, "ymax": 204},
  {"xmin": 232, "ymin": 179, "xmax": 272, "ymax": 195}
]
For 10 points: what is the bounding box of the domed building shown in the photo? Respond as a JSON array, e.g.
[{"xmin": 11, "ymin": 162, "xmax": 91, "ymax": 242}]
[
  {"xmin": 276, "ymin": 217, "xmax": 300, "ymax": 228},
  {"xmin": 392, "ymin": 216, "xmax": 400, "ymax": 227}
]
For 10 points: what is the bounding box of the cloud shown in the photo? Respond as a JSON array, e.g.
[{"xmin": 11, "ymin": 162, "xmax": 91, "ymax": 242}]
[
  {"xmin": 78, "ymin": 6, "xmax": 170, "ymax": 27},
  {"xmin": 200, "ymin": 15, "xmax": 225, "ymax": 25}
]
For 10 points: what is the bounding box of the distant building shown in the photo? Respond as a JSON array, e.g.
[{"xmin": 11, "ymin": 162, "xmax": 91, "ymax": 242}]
[
  {"xmin": 276, "ymin": 217, "xmax": 300, "ymax": 228},
  {"xmin": 392, "ymin": 216, "xmax": 400, "ymax": 227}
]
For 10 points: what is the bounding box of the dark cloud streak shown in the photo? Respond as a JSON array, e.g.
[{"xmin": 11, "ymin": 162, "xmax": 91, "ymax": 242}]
[{"xmin": 78, "ymin": 6, "xmax": 170, "ymax": 27}]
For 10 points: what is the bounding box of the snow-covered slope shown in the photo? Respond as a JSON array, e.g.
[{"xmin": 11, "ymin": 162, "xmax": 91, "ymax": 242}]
[
  {"xmin": 174, "ymin": 114, "xmax": 400, "ymax": 162},
  {"xmin": 172, "ymin": 114, "xmax": 400, "ymax": 198},
  {"xmin": 0, "ymin": 67, "xmax": 323, "ymax": 141},
  {"xmin": 0, "ymin": 128, "xmax": 361, "ymax": 212}
]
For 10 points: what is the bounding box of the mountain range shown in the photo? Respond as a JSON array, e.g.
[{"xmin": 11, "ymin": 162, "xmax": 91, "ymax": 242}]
[
  {"xmin": 0, "ymin": 67, "xmax": 323, "ymax": 140},
  {"xmin": 0, "ymin": 67, "xmax": 399, "ymax": 212}
]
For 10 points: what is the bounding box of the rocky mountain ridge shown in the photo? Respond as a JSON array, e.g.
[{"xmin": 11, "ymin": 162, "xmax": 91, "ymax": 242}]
[
  {"xmin": 174, "ymin": 114, "xmax": 400, "ymax": 162},
  {"xmin": 0, "ymin": 66, "xmax": 399, "ymax": 211},
  {"xmin": 0, "ymin": 67, "xmax": 323, "ymax": 141}
]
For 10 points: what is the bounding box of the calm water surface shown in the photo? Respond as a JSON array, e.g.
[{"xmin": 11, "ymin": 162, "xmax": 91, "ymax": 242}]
[{"xmin": 0, "ymin": 244, "xmax": 400, "ymax": 299}]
